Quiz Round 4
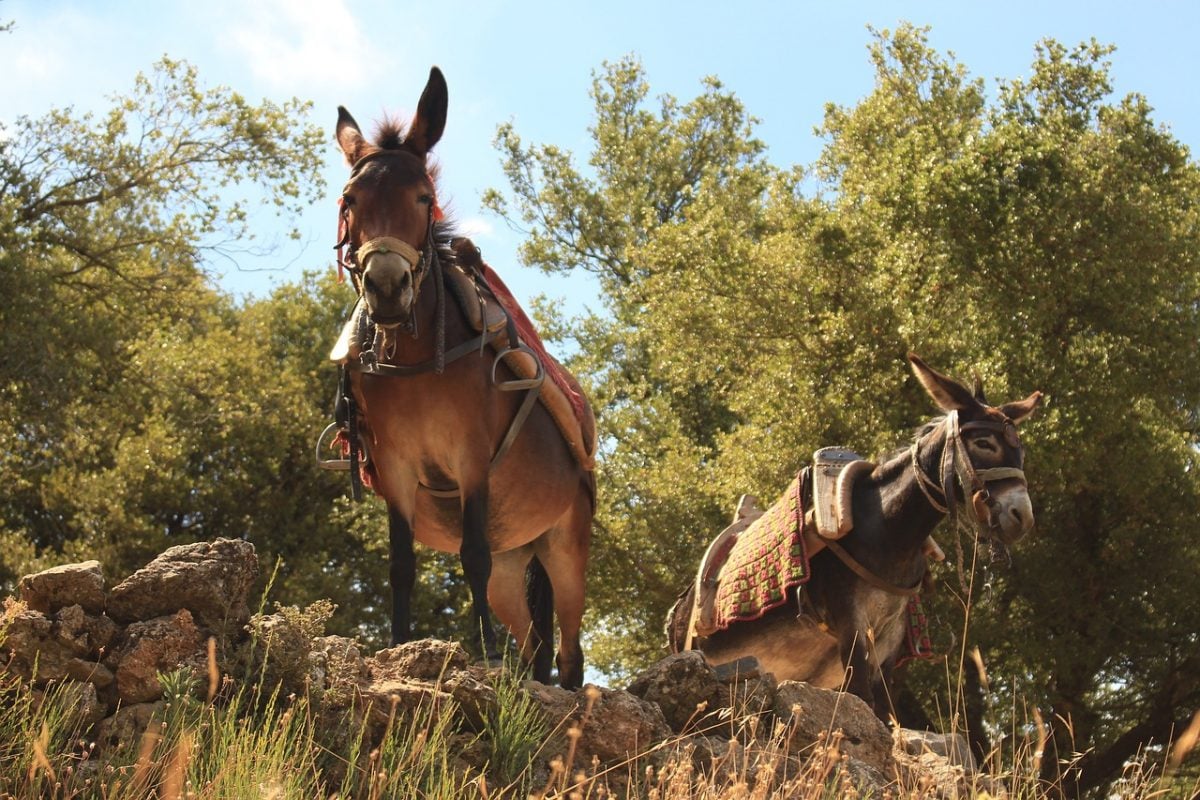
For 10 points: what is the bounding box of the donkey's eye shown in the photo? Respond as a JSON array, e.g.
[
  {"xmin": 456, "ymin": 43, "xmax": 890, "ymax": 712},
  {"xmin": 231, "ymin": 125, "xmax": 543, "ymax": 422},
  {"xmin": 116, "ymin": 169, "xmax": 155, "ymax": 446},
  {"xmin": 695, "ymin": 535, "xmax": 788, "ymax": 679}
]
[
  {"xmin": 417, "ymin": 194, "xmax": 433, "ymax": 206},
  {"xmin": 970, "ymin": 437, "xmax": 998, "ymax": 453}
]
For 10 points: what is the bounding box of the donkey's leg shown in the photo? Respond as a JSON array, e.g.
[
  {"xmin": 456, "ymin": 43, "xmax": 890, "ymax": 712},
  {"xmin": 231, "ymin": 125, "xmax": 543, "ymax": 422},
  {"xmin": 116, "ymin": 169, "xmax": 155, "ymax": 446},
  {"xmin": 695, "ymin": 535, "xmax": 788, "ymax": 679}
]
[
  {"xmin": 388, "ymin": 505, "xmax": 416, "ymax": 646},
  {"xmin": 461, "ymin": 485, "xmax": 500, "ymax": 661},
  {"xmin": 873, "ymin": 658, "xmax": 899, "ymax": 722},
  {"xmin": 827, "ymin": 584, "xmax": 881, "ymax": 711}
]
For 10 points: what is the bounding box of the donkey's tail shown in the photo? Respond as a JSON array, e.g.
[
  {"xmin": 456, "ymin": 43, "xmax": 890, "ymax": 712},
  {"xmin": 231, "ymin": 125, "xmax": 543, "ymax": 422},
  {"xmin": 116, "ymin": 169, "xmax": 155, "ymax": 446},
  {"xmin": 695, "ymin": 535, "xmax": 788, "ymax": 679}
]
[
  {"xmin": 526, "ymin": 555, "xmax": 555, "ymax": 683},
  {"xmin": 664, "ymin": 584, "xmax": 695, "ymax": 654}
]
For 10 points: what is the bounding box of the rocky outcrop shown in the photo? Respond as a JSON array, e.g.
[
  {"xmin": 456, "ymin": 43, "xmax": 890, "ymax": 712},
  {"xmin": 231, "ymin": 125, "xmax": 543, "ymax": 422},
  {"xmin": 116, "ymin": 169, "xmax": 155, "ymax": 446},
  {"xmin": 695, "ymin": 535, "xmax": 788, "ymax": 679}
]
[
  {"xmin": 106, "ymin": 538, "xmax": 258, "ymax": 633},
  {"xmin": 1, "ymin": 540, "xmax": 991, "ymax": 797}
]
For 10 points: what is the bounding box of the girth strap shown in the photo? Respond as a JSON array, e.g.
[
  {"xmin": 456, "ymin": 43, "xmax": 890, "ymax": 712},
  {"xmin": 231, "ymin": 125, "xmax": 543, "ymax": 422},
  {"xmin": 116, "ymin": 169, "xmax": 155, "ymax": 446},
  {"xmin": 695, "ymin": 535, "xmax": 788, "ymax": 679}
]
[{"xmin": 421, "ymin": 349, "xmax": 545, "ymax": 499}]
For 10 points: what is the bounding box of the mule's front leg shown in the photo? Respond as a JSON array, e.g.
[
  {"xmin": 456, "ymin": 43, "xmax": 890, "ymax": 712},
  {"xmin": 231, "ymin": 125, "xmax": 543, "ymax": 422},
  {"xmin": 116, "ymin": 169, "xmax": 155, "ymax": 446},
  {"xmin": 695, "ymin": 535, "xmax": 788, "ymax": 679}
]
[
  {"xmin": 461, "ymin": 486, "xmax": 500, "ymax": 661},
  {"xmin": 388, "ymin": 505, "xmax": 416, "ymax": 645}
]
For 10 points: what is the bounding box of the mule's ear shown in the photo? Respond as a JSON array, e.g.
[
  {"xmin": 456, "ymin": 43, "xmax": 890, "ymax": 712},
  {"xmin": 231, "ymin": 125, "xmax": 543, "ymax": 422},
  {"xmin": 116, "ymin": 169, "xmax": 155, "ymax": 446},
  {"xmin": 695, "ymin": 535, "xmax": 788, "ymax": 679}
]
[
  {"xmin": 999, "ymin": 391, "xmax": 1043, "ymax": 425},
  {"xmin": 909, "ymin": 352, "xmax": 979, "ymax": 412},
  {"xmin": 336, "ymin": 106, "xmax": 366, "ymax": 166},
  {"xmin": 406, "ymin": 66, "xmax": 448, "ymax": 156}
]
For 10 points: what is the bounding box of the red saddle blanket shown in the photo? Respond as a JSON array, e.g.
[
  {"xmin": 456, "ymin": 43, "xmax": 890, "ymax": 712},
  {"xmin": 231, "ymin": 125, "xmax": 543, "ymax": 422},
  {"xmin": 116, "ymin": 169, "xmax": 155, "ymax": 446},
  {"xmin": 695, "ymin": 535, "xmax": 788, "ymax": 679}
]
[
  {"xmin": 712, "ymin": 470, "xmax": 935, "ymax": 664},
  {"xmin": 714, "ymin": 472, "xmax": 811, "ymax": 630}
]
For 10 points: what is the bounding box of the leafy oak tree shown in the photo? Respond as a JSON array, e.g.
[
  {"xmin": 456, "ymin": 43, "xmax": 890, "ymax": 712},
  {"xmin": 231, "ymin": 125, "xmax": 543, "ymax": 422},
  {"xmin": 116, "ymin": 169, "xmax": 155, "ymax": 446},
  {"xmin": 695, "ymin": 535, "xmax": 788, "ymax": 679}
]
[{"xmin": 488, "ymin": 28, "xmax": 1200, "ymax": 796}]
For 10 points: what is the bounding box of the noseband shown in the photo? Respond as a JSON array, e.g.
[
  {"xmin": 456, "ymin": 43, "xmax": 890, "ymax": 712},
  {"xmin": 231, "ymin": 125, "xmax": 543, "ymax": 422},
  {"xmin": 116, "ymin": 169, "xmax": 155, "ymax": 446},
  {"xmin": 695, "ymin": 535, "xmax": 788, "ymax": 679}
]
[{"xmin": 911, "ymin": 410, "xmax": 1026, "ymax": 541}]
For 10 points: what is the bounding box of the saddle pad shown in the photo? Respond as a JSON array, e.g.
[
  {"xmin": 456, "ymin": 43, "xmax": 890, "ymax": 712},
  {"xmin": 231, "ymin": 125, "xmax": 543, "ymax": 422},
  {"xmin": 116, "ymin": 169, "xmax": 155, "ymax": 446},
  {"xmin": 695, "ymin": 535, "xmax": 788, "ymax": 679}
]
[
  {"xmin": 900, "ymin": 596, "xmax": 936, "ymax": 666},
  {"xmin": 713, "ymin": 472, "xmax": 811, "ymax": 631},
  {"xmin": 455, "ymin": 262, "xmax": 597, "ymax": 470},
  {"xmin": 702, "ymin": 470, "xmax": 938, "ymax": 665}
]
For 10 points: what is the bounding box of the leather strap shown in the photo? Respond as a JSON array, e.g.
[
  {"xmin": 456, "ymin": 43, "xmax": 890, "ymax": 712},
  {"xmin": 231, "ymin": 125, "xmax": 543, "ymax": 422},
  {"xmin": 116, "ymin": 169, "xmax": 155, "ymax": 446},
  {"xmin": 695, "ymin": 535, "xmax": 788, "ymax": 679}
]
[
  {"xmin": 824, "ymin": 538, "xmax": 924, "ymax": 597},
  {"xmin": 419, "ymin": 370, "xmax": 544, "ymax": 500},
  {"xmin": 345, "ymin": 328, "xmax": 504, "ymax": 377}
]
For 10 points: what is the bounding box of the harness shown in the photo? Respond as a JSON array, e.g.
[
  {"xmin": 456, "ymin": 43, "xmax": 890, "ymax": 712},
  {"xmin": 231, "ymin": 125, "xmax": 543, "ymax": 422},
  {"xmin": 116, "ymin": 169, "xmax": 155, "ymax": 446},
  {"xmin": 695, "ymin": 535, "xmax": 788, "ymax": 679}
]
[
  {"xmin": 320, "ymin": 152, "xmax": 545, "ymax": 501},
  {"xmin": 817, "ymin": 410, "xmax": 1026, "ymax": 598}
]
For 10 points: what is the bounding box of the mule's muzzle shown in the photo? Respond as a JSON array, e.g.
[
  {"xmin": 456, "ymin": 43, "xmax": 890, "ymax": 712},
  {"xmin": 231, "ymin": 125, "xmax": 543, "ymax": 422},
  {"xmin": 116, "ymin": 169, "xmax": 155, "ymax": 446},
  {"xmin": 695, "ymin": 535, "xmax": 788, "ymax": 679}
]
[{"xmin": 358, "ymin": 237, "xmax": 424, "ymax": 326}]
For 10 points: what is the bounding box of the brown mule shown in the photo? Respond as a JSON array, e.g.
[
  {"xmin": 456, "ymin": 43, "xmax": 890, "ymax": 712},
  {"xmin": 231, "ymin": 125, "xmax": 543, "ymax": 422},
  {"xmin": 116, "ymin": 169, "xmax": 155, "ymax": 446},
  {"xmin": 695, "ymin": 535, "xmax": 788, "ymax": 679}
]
[
  {"xmin": 333, "ymin": 67, "xmax": 594, "ymax": 688},
  {"xmin": 666, "ymin": 354, "xmax": 1041, "ymax": 717}
]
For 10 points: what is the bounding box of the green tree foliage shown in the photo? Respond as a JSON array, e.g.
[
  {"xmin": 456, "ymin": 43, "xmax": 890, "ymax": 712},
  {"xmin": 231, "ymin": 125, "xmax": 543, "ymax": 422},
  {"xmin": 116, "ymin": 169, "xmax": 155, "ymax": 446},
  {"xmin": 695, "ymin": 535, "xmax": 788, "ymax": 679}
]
[{"xmin": 488, "ymin": 28, "xmax": 1200, "ymax": 796}]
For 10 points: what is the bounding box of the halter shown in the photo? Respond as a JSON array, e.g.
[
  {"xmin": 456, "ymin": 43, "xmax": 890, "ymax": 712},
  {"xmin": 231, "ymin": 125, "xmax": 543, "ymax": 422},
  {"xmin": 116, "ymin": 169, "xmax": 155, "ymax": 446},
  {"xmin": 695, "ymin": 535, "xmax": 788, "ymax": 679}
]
[{"xmin": 910, "ymin": 410, "xmax": 1027, "ymax": 539}]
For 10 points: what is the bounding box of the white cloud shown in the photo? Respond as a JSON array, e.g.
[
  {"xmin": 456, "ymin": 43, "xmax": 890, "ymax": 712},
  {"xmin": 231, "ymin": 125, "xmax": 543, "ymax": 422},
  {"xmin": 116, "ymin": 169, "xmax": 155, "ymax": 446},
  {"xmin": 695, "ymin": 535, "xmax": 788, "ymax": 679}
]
[
  {"xmin": 0, "ymin": 8, "xmax": 112, "ymax": 123},
  {"xmin": 217, "ymin": 0, "xmax": 387, "ymax": 93},
  {"xmin": 455, "ymin": 216, "xmax": 495, "ymax": 239}
]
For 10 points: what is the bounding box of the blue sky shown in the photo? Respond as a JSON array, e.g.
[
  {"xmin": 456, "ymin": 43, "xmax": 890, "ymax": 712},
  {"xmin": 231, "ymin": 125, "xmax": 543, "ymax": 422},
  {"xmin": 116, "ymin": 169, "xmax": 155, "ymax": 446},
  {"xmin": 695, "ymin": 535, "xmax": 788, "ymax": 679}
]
[{"xmin": 3, "ymin": 0, "xmax": 1198, "ymax": 316}]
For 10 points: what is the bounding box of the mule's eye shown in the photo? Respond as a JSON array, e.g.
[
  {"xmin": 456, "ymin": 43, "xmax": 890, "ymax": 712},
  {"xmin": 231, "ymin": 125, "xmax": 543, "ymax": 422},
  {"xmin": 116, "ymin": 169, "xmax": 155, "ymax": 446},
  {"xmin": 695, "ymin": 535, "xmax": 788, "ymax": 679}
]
[{"xmin": 417, "ymin": 193, "xmax": 433, "ymax": 206}]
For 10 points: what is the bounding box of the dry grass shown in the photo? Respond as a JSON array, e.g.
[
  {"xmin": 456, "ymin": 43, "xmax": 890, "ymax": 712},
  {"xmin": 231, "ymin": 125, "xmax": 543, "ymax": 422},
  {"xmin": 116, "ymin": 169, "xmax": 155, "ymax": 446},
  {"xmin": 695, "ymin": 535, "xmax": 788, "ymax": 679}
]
[{"xmin": 2, "ymin": 607, "xmax": 1198, "ymax": 799}]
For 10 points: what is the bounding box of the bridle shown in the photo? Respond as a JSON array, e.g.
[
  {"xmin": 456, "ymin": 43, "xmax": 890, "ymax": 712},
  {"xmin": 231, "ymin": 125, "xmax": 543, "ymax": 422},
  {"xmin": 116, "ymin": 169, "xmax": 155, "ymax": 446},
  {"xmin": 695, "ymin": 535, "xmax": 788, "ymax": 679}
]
[
  {"xmin": 909, "ymin": 408, "xmax": 1032, "ymax": 601},
  {"xmin": 910, "ymin": 409, "xmax": 1026, "ymax": 542},
  {"xmin": 334, "ymin": 151, "xmax": 449, "ymax": 373}
]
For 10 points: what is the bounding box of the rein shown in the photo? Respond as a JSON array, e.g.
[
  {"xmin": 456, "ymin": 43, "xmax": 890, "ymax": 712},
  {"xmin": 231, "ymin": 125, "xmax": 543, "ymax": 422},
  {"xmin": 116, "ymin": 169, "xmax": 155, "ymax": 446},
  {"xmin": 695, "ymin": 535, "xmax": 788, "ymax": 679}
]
[{"xmin": 823, "ymin": 538, "xmax": 924, "ymax": 597}]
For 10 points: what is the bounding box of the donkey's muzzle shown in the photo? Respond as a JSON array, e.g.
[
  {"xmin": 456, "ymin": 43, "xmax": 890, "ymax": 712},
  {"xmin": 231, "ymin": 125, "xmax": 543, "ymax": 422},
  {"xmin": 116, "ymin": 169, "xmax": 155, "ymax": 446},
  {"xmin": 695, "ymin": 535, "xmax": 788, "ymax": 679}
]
[{"xmin": 981, "ymin": 483, "xmax": 1035, "ymax": 544}]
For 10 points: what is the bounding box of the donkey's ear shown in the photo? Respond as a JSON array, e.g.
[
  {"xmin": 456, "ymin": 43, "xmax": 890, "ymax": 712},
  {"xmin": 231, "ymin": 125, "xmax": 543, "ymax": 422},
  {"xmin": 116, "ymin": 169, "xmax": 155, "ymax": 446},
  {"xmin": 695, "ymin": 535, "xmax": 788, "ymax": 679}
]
[
  {"xmin": 336, "ymin": 106, "xmax": 366, "ymax": 166},
  {"xmin": 972, "ymin": 371, "xmax": 988, "ymax": 404},
  {"xmin": 406, "ymin": 66, "xmax": 448, "ymax": 156},
  {"xmin": 999, "ymin": 391, "xmax": 1043, "ymax": 425},
  {"xmin": 909, "ymin": 352, "xmax": 979, "ymax": 413}
]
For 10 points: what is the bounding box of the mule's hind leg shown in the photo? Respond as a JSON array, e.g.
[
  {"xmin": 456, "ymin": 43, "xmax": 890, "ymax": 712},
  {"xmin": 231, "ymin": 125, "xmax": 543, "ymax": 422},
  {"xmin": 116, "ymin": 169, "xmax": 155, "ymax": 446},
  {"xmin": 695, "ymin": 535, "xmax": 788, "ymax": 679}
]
[
  {"xmin": 535, "ymin": 492, "xmax": 592, "ymax": 689},
  {"xmin": 488, "ymin": 545, "xmax": 545, "ymax": 677}
]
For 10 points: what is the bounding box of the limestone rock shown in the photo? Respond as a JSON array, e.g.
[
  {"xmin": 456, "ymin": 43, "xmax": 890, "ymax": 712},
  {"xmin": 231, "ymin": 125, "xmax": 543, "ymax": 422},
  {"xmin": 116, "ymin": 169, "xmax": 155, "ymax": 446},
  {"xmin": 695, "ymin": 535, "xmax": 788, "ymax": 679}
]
[
  {"xmin": 524, "ymin": 681, "xmax": 672, "ymax": 766},
  {"xmin": 628, "ymin": 652, "xmax": 777, "ymax": 736},
  {"xmin": 107, "ymin": 538, "xmax": 258, "ymax": 632},
  {"xmin": 627, "ymin": 650, "xmax": 723, "ymax": 732},
  {"xmin": 373, "ymin": 638, "xmax": 470, "ymax": 679},
  {"xmin": 94, "ymin": 701, "xmax": 163, "ymax": 754},
  {"xmin": 112, "ymin": 609, "xmax": 204, "ymax": 703},
  {"xmin": 773, "ymin": 680, "xmax": 896, "ymax": 774},
  {"xmin": 35, "ymin": 679, "xmax": 106, "ymax": 728},
  {"xmin": 361, "ymin": 639, "xmax": 494, "ymax": 732},
  {"xmin": 898, "ymin": 728, "xmax": 977, "ymax": 772},
  {"xmin": 19, "ymin": 560, "xmax": 106, "ymax": 615},
  {"xmin": 1, "ymin": 604, "xmax": 92, "ymax": 682}
]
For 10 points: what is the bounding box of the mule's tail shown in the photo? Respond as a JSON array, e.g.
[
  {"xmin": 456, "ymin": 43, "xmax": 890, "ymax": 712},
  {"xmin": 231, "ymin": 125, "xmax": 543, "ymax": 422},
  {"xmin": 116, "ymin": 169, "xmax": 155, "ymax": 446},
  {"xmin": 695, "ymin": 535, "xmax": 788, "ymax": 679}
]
[{"xmin": 526, "ymin": 555, "xmax": 555, "ymax": 683}]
